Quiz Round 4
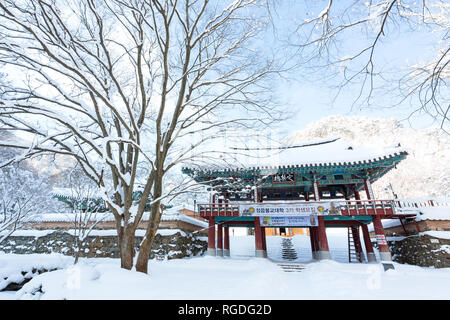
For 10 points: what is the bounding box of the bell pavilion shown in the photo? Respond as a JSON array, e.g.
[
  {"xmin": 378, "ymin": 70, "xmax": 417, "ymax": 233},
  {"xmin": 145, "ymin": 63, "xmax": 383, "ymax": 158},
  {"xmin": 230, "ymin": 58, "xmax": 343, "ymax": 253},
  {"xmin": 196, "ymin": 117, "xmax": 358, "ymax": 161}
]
[{"xmin": 182, "ymin": 138, "xmax": 418, "ymax": 264}]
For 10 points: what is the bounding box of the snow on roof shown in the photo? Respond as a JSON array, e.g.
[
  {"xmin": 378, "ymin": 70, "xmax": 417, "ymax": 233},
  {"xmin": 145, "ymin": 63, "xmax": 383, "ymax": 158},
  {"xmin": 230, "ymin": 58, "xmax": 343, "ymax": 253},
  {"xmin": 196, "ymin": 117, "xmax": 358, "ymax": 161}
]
[
  {"xmin": 159, "ymin": 212, "xmax": 207, "ymax": 228},
  {"xmin": 51, "ymin": 187, "xmax": 101, "ymax": 199},
  {"xmin": 184, "ymin": 137, "xmax": 407, "ymax": 171},
  {"xmin": 0, "ymin": 229, "xmax": 187, "ymax": 238},
  {"xmin": 26, "ymin": 212, "xmax": 112, "ymax": 223},
  {"xmin": 51, "ymin": 188, "xmax": 77, "ymax": 196},
  {"xmin": 26, "ymin": 210, "xmax": 208, "ymax": 228},
  {"xmin": 416, "ymin": 206, "xmax": 450, "ymax": 221}
]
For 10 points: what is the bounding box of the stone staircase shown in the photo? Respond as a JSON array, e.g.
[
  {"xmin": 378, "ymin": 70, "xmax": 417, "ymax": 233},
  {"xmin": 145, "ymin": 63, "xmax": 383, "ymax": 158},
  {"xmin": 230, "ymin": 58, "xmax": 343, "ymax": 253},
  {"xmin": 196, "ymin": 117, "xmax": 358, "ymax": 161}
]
[
  {"xmin": 281, "ymin": 237, "xmax": 298, "ymax": 260},
  {"xmin": 269, "ymin": 237, "xmax": 305, "ymax": 273},
  {"xmin": 277, "ymin": 263, "xmax": 305, "ymax": 273}
]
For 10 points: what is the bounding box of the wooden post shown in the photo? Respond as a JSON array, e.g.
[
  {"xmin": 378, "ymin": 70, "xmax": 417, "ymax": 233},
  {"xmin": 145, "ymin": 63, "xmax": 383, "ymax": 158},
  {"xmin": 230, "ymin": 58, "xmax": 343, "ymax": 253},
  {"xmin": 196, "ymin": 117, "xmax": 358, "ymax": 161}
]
[
  {"xmin": 217, "ymin": 223, "xmax": 223, "ymax": 257},
  {"xmin": 254, "ymin": 218, "xmax": 267, "ymax": 258},
  {"xmin": 262, "ymin": 226, "xmax": 267, "ymax": 252},
  {"xmin": 314, "ymin": 226, "xmax": 320, "ymax": 259},
  {"xmin": 208, "ymin": 216, "xmax": 216, "ymax": 256},
  {"xmin": 372, "ymin": 216, "xmax": 392, "ymax": 262},
  {"xmin": 317, "ymin": 216, "xmax": 331, "ymax": 260},
  {"xmin": 361, "ymin": 223, "xmax": 376, "ymax": 262},
  {"xmin": 223, "ymin": 226, "xmax": 230, "ymax": 257},
  {"xmin": 309, "ymin": 227, "xmax": 317, "ymax": 260}
]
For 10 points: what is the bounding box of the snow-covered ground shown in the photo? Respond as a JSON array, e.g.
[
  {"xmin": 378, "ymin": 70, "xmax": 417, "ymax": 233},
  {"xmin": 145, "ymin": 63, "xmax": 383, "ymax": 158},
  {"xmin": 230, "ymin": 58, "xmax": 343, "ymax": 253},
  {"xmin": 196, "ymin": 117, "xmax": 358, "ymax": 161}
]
[
  {"xmin": 0, "ymin": 252, "xmax": 73, "ymax": 292},
  {"xmin": 1, "ymin": 231, "xmax": 450, "ymax": 300}
]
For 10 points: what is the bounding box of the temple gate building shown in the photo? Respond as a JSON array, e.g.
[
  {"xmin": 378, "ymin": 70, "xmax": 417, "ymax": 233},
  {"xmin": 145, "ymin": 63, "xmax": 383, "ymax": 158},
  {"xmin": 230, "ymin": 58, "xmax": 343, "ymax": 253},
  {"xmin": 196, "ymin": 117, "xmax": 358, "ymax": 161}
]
[{"xmin": 182, "ymin": 138, "xmax": 418, "ymax": 264}]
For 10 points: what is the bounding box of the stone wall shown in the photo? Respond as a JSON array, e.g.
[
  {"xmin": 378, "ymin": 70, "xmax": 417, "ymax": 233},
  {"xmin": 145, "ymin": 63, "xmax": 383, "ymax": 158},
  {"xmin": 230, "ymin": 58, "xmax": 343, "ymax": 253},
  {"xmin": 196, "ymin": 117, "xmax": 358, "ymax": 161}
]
[
  {"xmin": 26, "ymin": 219, "xmax": 208, "ymax": 235},
  {"xmin": 384, "ymin": 234, "xmax": 450, "ymax": 268},
  {"xmin": 370, "ymin": 220, "xmax": 450, "ymax": 237},
  {"xmin": 0, "ymin": 230, "xmax": 208, "ymax": 260}
]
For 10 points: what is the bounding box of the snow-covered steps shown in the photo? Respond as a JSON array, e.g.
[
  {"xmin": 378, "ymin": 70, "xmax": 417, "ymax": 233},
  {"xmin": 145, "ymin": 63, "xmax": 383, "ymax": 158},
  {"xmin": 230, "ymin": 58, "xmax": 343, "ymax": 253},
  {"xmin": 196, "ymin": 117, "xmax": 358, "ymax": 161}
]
[
  {"xmin": 276, "ymin": 263, "xmax": 305, "ymax": 273},
  {"xmin": 281, "ymin": 237, "xmax": 298, "ymax": 260}
]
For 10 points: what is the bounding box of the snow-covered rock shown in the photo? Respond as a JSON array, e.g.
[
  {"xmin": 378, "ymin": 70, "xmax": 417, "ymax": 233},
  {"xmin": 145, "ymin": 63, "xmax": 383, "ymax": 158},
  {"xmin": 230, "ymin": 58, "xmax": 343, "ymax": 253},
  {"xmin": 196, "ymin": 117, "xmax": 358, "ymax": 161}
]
[{"xmin": 0, "ymin": 252, "xmax": 72, "ymax": 291}]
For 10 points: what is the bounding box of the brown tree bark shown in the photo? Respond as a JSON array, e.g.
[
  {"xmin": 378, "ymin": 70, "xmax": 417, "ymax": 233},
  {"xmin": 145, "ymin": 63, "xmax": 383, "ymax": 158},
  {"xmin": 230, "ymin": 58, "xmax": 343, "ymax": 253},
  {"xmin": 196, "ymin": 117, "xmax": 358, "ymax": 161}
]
[
  {"xmin": 135, "ymin": 178, "xmax": 163, "ymax": 273},
  {"xmin": 120, "ymin": 226, "xmax": 136, "ymax": 270}
]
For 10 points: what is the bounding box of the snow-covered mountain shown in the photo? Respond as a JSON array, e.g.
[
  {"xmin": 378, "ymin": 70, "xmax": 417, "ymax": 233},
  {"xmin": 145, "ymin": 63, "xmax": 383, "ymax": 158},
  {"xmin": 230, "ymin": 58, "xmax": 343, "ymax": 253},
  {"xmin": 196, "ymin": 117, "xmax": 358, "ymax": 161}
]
[
  {"xmin": 287, "ymin": 115, "xmax": 450, "ymax": 199},
  {"xmin": 0, "ymin": 131, "xmax": 76, "ymax": 187}
]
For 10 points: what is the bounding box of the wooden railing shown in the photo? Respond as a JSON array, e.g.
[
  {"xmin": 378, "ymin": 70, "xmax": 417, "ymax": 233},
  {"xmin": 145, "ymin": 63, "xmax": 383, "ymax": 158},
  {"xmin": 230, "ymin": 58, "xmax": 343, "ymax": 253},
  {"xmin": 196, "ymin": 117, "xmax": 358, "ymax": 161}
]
[
  {"xmin": 198, "ymin": 203, "xmax": 240, "ymax": 217},
  {"xmin": 393, "ymin": 198, "xmax": 450, "ymax": 209},
  {"xmin": 197, "ymin": 199, "xmax": 420, "ymax": 217},
  {"xmin": 337, "ymin": 199, "xmax": 396, "ymax": 216}
]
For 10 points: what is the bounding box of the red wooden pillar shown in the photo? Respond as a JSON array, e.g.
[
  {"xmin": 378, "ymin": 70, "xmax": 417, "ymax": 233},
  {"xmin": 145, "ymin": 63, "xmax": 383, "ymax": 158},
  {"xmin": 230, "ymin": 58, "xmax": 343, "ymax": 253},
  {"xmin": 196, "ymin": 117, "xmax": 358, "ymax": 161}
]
[
  {"xmin": 255, "ymin": 186, "xmax": 266, "ymax": 256},
  {"xmin": 309, "ymin": 227, "xmax": 317, "ymax": 260},
  {"xmin": 217, "ymin": 223, "xmax": 223, "ymax": 257},
  {"xmin": 314, "ymin": 226, "xmax": 320, "ymax": 259},
  {"xmin": 262, "ymin": 227, "xmax": 267, "ymax": 252},
  {"xmin": 223, "ymin": 226, "xmax": 230, "ymax": 257},
  {"xmin": 372, "ymin": 216, "xmax": 392, "ymax": 262},
  {"xmin": 361, "ymin": 223, "xmax": 376, "ymax": 262},
  {"xmin": 208, "ymin": 216, "xmax": 216, "ymax": 256},
  {"xmin": 254, "ymin": 218, "xmax": 267, "ymax": 258},
  {"xmin": 317, "ymin": 216, "xmax": 331, "ymax": 260},
  {"xmin": 311, "ymin": 180, "xmax": 323, "ymax": 259},
  {"xmin": 351, "ymin": 226, "xmax": 365, "ymax": 262},
  {"xmin": 354, "ymin": 190, "xmax": 361, "ymax": 200}
]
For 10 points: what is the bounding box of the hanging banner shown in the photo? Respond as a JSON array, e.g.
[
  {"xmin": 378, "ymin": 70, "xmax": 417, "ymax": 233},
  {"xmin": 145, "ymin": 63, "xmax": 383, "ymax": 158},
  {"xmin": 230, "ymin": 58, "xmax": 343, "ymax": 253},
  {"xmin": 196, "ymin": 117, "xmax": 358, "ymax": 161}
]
[
  {"xmin": 239, "ymin": 202, "xmax": 340, "ymax": 217},
  {"xmin": 260, "ymin": 215, "xmax": 319, "ymax": 227}
]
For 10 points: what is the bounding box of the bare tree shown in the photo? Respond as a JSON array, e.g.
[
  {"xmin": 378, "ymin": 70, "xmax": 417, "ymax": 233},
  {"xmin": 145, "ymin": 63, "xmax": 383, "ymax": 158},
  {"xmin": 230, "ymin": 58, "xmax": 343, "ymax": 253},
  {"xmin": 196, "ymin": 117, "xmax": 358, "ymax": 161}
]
[
  {"xmin": 59, "ymin": 167, "xmax": 107, "ymax": 264},
  {"xmin": 0, "ymin": 0, "xmax": 285, "ymax": 273},
  {"xmin": 0, "ymin": 144, "xmax": 53, "ymax": 244},
  {"xmin": 286, "ymin": 0, "xmax": 449, "ymax": 132}
]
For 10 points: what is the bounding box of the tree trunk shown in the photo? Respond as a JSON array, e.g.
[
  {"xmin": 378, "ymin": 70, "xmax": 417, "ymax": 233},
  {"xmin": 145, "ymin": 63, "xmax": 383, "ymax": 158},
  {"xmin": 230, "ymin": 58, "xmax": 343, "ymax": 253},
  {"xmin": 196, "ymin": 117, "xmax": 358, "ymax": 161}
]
[
  {"xmin": 135, "ymin": 202, "xmax": 162, "ymax": 273},
  {"xmin": 120, "ymin": 227, "xmax": 136, "ymax": 270},
  {"xmin": 73, "ymin": 240, "xmax": 81, "ymax": 265},
  {"xmin": 135, "ymin": 179, "xmax": 162, "ymax": 273},
  {"xmin": 135, "ymin": 228, "xmax": 155, "ymax": 273}
]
